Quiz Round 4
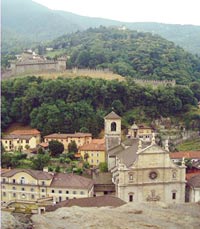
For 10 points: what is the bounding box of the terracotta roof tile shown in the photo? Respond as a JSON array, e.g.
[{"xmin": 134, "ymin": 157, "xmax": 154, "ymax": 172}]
[
  {"xmin": 44, "ymin": 132, "xmax": 92, "ymax": 139},
  {"xmin": 10, "ymin": 129, "xmax": 40, "ymax": 135},
  {"xmin": 170, "ymin": 151, "xmax": 200, "ymax": 159},
  {"xmin": 79, "ymin": 140, "xmax": 105, "ymax": 151},
  {"xmin": 187, "ymin": 174, "xmax": 200, "ymax": 187},
  {"xmin": 186, "ymin": 172, "xmax": 200, "ymax": 180}
]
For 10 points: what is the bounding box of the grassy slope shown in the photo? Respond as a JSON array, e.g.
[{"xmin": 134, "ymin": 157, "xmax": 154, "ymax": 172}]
[{"xmin": 177, "ymin": 139, "xmax": 200, "ymax": 151}]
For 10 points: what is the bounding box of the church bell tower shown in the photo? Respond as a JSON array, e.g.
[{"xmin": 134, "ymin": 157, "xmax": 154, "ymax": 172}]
[{"xmin": 104, "ymin": 111, "xmax": 121, "ymax": 169}]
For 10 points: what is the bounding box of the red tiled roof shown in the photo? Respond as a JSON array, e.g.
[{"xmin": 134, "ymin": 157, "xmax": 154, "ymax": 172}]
[
  {"xmin": 92, "ymin": 139, "xmax": 105, "ymax": 144},
  {"xmin": 186, "ymin": 171, "xmax": 200, "ymax": 180},
  {"xmin": 187, "ymin": 174, "xmax": 200, "ymax": 187},
  {"xmin": 170, "ymin": 151, "xmax": 200, "ymax": 159},
  {"xmin": 44, "ymin": 132, "xmax": 92, "ymax": 139},
  {"xmin": 50, "ymin": 173, "xmax": 94, "ymax": 189},
  {"xmin": 79, "ymin": 140, "xmax": 105, "ymax": 151},
  {"xmin": 39, "ymin": 142, "xmax": 49, "ymax": 148},
  {"xmin": 10, "ymin": 129, "xmax": 40, "ymax": 135}
]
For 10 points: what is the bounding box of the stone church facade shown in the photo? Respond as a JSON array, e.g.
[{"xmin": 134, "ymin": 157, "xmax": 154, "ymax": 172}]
[{"xmin": 105, "ymin": 111, "xmax": 186, "ymax": 203}]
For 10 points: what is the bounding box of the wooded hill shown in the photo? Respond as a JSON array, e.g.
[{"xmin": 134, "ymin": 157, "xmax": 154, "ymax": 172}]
[
  {"xmin": 48, "ymin": 27, "xmax": 200, "ymax": 84},
  {"xmin": 2, "ymin": 0, "xmax": 200, "ymax": 55},
  {"xmin": 2, "ymin": 76, "xmax": 200, "ymax": 137}
]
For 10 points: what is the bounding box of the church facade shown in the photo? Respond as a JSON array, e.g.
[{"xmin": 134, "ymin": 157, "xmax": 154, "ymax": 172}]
[{"xmin": 105, "ymin": 111, "xmax": 186, "ymax": 203}]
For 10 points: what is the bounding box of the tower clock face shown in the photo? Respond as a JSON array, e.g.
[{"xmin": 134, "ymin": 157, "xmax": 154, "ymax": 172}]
[{"xmin": 149, "ymin": 171, "xmax": 158, "ymax": 180}]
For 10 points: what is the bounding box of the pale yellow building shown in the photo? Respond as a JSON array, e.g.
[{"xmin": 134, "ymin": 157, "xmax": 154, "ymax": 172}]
[
  {"xmin": 44, "ymin": 132, "xmax": 92, "ymax": 150},
  {"xmin": 79, "ymin": 139, "xmax": 106, "ymax": 166},
  {"xmin": 1, "ymin": 169, "xmax": 94, "ymax": 204},
  {"xmin": 128, "ymin": 123, "xmax": 153, "ymax": 142},
  {"xmin": 2, "ymin": 129, "xmax": 41, "ymax": 152}
]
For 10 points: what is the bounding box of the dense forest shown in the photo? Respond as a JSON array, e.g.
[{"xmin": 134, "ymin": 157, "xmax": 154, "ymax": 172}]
[
  {"xmin": 2, "ymin": 0, "xmax": 200, "ymax": 55},
  {"xmin": 2, "ymin": 76, "xmax": 200, "ymax": 137},
  {"xmin": 47, "ymin": 27, "xmax": 200, "ymax": 84}
]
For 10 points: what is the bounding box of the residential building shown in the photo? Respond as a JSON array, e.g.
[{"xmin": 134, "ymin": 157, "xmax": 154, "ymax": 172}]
[
  {"xmin": 105, "ymin": 112, "xmax": 186, "ymax": 203},
  {"xmin": 170, "ymin": 151, "xmax": 200, "ymax": 163},
  {"xmin": 1, "ymin": 169, "xmax": 94, "ymax": 204},
  {"xmin": 79, "ymin": 139, "xmax": 106, "ymax": 166},
  {"xmin": 2, "ymin": 129, "xmax": 41, "ymax": 152},
  {"xmin": 44, "ymin": 132, "xmax": 92, "ymax": 150},
  {"xmin": 127, "ymin": 123, "xmax": 153, "ymax": 142}
]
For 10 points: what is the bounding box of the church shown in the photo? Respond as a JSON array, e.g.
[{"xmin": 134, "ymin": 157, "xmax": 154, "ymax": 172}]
[{"xmin": 104, "ymin": 111, "xmax": 186, "ymax": 203}]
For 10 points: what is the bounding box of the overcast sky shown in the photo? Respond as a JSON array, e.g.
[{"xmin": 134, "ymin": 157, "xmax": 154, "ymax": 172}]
[{"xmin": 33, "ymin": 0, "xmax": 200, "ymax": 25}]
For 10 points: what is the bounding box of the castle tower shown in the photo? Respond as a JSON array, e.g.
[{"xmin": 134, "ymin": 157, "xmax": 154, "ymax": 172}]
[{"xmin": 104, "ymin": 111, "xmax": 121, "ymax": 170}]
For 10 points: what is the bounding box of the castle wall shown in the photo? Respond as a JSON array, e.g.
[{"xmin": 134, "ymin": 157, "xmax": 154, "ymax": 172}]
[{"xmin": 10, "ymin": 60, "xmax": 66, "ymax": 75}]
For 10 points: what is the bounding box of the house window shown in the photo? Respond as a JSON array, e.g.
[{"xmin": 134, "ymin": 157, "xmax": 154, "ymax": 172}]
[
  {"xmin": 59, "ymin": 197, "xmax": 62, "ymax": 202},
  {"xmin": 22, "ymin": 187, "xmax": 25, "ymax": 191},
  {"xmin": 31, "ymin": 188, "xmax": 34, "ymax": 192},
  {"xmin": 31, "ymin": 195, "xmax": 35, "ymax": 199},
  {"xmin": 172, "ymin": 171, "xmax": 177, "ymax": 179},
  {"xmin": 80, "ymin": 191, "xmax": 84, "ymax": 195},
  {"xmin": 66, "ymin": 197, "xmax": 69, "ymax": 200},
  {"xmin": 97, "ymin": 160, "xmax": 99, "ymax": 163},
  {"xmin": 51, "ymin": 190, "xmax": 55, "ymax": 193},
  {"xmin": 13, "ymin": 193, "xmax": 16, "ymax": 197},
  {"xmin": 5, "ymin": 140, "xmax": 7, "ymax": 143},
  {"xmin": 20, "ymin": 177, "xmax": 25, "ymax": 184},
  {"xmin": 172, "ymin": 192, "xmax": 176, "ymax": 200},
  {"xmin": 22, "ymin": 194, "xmax": 26, "ymax": 199},
  {"xmin": 17, "ymin": 140, "xmax": 20, "ymax": 143},
  {"xmin": 66, "ymin": 191, "xmax": 69, "ymax": 194},
  {"xmin": 3, "ymin": 192, "xmax": 6, "ymax": 197},
  {"xmin": 41, "ymin": 181, "xmax": 45, "ymax": 186},
  {"xmin": 59, "ymin": 190, "xmax": 62, "ymax": 194},
  {"xmin": 41, "ymin": 189, "xmax": 45, "ymax": 192},
  {"xmin": 13, "ymin": 179, "xmax": 16, "ymax": 183},
  {"xmin": 26, "ymin": 140, "xmax": 29, "ymax": 144},
  {"xmin": 73, "ymin": 191, "xmax": 76, "ymax": 195},
  {"xmin": 2, "ymin": 178, "xmax": 6, "ymax": 183},
  {"xmin": 13, "ymin": 187, "xmax": 16, "ymax": 190},
  {"xmin": 111, "ymin": 122, "xmax": 117, "ymax": 131},
  {"xmin": 2, "ymin": 186, "xmax": 5, "ymax": 189}
]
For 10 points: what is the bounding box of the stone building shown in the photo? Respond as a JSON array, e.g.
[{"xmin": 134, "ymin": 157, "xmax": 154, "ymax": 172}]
[
  {"xmin": 9, "ymin": 50, "xmax": 66, "ymax": 75},
  {"xmin": 104, "ymin": 111, "xmax": 186, "ymax": 203}
]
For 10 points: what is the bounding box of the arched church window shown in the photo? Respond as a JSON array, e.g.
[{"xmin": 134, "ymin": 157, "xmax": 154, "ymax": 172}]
[{"xmin": 111, "ymin": 122, "xmax": 116, "ymax": 131}]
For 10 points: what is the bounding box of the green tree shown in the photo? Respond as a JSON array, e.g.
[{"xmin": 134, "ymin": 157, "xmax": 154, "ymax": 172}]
[
  {"xmin": 68, "ymin": 140, "xmax": 78, "ymax": 153},
  {"xmin": 49, "ymin": 140, "xmax": 64, "ymax": 157},
  {"xmin": 32, "ymin": 153, "xmax": 50, "ymax": 170},
  {"xmin": 99, "ymin": 162, "xmax": 108, "ymax": 172}
]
